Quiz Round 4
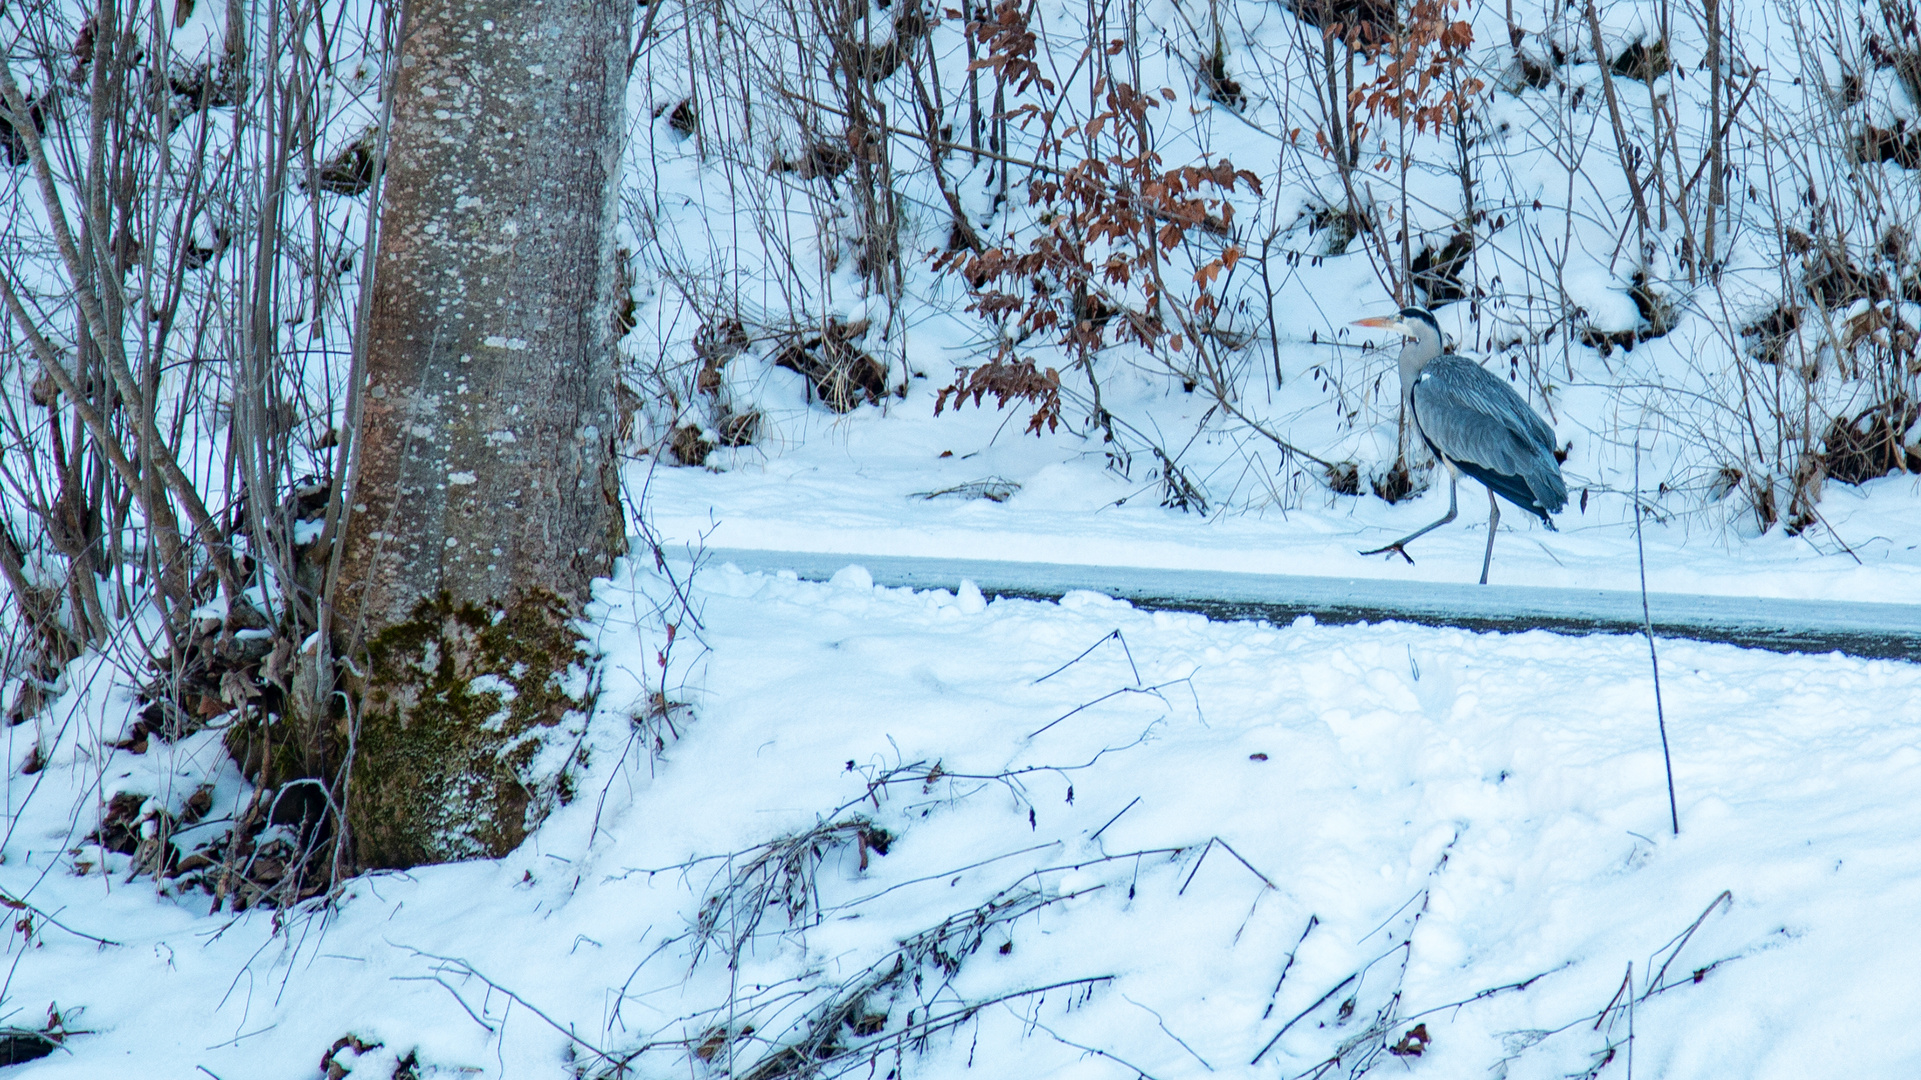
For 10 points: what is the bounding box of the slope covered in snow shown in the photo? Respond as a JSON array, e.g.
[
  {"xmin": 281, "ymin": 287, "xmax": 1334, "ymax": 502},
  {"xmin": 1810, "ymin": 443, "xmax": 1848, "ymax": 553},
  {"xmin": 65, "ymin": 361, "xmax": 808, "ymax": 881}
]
[
  {"xmin": 621, "ymin": 0, "xmax": 1921, "ymax": 597},
  {"xmin": 6, "ymin": 558, "xmax": 1920, "ymax": 1076}
]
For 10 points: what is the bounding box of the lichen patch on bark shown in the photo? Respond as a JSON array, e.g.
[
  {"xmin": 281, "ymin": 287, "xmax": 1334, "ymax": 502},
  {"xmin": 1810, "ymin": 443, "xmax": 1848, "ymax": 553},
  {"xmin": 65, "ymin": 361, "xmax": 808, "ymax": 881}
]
[{"xmin": 348, "ymin": 589, "xmax": 590, "ymax": 868}]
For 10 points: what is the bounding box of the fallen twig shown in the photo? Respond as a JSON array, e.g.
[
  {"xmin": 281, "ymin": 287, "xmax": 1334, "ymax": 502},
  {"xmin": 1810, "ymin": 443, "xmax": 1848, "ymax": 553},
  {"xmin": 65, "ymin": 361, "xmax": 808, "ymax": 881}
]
[
  {"xmin": 0, "ymin": 889, "xmax": 119, "ymax": 948},
  {"xmin": 1643, "ymin": 890, "xmax": 1732, "ymax": 998},
  {"xmin": 1027, "ymin": 678, "xmax": 1189, "ymax": 739},
  {"xmin": 1262, "ymin": 915, "xmax": 1320, "ymax": 1020},
  {"xmin": 1034, "ymin": 629, "xmax": 1142, "ymax": 686},
  {"xmin": 1251, "ymin": 973, "xmax": 1356, "ymax": 1065},
  {"xmin": 1088, "ymin": 796, "xmax": 1141, "ymax": 842},
  {"xmin": 1178, "ymin": 836, "xmax": 1278, "ymax": 895},
  {"xmin": 395, "ymin": 947, "xmax": 616, "ymax": 1065}
]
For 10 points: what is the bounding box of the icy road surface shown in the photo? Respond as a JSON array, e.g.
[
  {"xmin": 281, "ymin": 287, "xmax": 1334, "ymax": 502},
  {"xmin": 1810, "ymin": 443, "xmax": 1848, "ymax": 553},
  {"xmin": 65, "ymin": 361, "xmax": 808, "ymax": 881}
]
[{"xmin": 687, "ymin": 547, "xmax": 1921, "ymax": 660}]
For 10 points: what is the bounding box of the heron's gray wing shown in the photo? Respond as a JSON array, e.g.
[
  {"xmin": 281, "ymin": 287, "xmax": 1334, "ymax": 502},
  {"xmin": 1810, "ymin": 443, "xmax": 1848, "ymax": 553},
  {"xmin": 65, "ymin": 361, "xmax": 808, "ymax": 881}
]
[{"xmin": 1411, "ymin": 357, "xmax": 1567, "ymax": 513}]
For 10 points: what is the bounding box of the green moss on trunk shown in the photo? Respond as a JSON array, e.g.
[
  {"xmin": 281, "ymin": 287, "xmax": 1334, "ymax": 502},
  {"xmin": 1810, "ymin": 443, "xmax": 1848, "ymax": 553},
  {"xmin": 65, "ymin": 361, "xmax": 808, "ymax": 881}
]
[{"xmin": 347, "ymin": 589, "xmax": 589, "ymax": 868}]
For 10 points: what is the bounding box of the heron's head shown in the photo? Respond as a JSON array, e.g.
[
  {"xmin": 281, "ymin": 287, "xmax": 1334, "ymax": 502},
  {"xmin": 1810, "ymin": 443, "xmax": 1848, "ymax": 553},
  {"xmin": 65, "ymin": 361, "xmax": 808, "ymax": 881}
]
[{"xmin": 1353, "ymin": 306, "xmax": 1444, "ymax": 394}]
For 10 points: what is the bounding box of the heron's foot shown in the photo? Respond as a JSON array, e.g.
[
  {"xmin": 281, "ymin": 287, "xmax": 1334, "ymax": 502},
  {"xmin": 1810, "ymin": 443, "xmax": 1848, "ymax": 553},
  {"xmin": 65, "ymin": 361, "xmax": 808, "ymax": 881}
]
[{"xmin": 1358, "ymin": 542, "xmax": 1416, "ymax": 565}]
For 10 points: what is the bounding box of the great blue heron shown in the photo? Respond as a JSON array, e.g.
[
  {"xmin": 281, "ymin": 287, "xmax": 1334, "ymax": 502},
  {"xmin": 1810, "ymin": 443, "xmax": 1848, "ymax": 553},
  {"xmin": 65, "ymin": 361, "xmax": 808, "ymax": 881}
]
[{"xmin": 1353, "ymin": 307, "xmax": 1567, "ymax": 584}]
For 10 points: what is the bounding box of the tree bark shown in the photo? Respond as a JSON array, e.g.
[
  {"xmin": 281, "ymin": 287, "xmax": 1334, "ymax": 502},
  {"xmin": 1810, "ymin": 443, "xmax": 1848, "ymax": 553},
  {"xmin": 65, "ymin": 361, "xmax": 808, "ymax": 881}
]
[{"xmin": 332, "ymin": 0, "xmax": 628, "ymax": 868}]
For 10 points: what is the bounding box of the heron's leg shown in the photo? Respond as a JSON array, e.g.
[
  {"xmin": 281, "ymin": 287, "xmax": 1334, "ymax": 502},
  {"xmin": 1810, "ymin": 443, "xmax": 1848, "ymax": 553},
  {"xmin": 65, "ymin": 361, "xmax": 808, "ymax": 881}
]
[
  {"xmin": 1360, "ymin": 469, "xmax": 1459, "ymax": 563},
  {"xmin": 1479, "ymin": 487, "xmax": 1501, "ymax": 585}
]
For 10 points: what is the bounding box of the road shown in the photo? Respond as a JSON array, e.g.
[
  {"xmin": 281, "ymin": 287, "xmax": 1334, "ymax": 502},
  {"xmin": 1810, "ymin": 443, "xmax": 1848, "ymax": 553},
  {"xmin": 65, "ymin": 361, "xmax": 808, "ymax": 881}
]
[{"xmin": 673, "ymin": 547, "xmax": 1921, "ymax": 662}]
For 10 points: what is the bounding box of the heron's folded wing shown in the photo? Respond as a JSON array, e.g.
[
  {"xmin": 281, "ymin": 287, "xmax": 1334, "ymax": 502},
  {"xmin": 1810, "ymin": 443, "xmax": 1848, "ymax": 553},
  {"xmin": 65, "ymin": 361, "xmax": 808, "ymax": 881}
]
[{"xmin": 1413, "ymin": 358, "xmax": 1567, "ymax": 512}]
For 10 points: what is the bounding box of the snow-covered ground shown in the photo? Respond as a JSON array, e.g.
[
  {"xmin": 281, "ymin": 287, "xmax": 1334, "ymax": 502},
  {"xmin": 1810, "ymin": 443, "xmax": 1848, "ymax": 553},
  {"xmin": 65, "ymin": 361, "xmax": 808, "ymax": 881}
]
[
  {"xmin": 620, "ymin": 0, "xmax": 1921, "ymax": 608},
  {"xmin": 636, "ymin": 386, "xmax": 1921, "ymax": 605},
  {"xmin": 8, "ymin": 555, "xmax": 1921, "ymax": 1077},
  {"xmin": 3, "ymin": 0, "xmax": 1920, "ymax": 1072}
]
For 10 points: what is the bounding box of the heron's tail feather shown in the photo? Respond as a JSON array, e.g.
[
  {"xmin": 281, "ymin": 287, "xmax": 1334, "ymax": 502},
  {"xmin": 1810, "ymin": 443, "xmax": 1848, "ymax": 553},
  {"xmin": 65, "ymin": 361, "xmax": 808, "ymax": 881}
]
[
  {"xmin": 1455, "ymin": 459, "xmax": 1561, "ymax": 525},
  {"xmin": 1529, "ymin": 464, "xmax": 1569, "ymax": 516}
]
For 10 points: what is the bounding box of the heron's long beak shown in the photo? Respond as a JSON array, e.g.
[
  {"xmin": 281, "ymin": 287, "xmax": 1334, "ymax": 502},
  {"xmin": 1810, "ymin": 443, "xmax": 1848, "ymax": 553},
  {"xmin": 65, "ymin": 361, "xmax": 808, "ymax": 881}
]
[{"xmin": 1353, "ymin": 315, "xmax": 1409, "ymax": 334}]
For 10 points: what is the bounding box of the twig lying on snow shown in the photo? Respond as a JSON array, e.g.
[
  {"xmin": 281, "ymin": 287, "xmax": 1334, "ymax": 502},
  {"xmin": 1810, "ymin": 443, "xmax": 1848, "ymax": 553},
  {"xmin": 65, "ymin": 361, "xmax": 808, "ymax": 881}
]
[
  {"xmin": 1088, "ymin": 796, "xmax": 1140, "ymax": 842},
  {"xmin": 1261, "ymin": 915, "xmax": 1320, "ymax": 1021},
  {"xmin": 624, "ymin": 821, "xmax": 1292, "ymax": 1076},
  {"xmin": 1178, "ymin": 836, "xmax": 1278, "ymax": 894},
  {"xmin": 837, "ymin": 841, "xmax": 1061, "ymax": 910},
  {"xmin": 613, "ymin": 750, "xmax": 1159, "ymax": 889},
  {"xmin": 1024, "ymin": 1010, "xmax": 1169, "ymax": 1080},
  {"xmin": 675, "ymin": 880, "xmax": 1114, "ymax": 1080},
  {"xmin": 1028, "ymin": 677, "xmax": 1192, "ymax": 739},
  {"xmin": 395, "ymin": 946, "xmax": 617, "ymax": 1066},
  {"xmin": 690, "ymin": 817, "xmax": 892, "ymax": 965},
  {"xmin": 391, "ymin": 974, "xmax": 496, "ymax": 1034},
  {"xmin": 1400, "ymin": 962, "xmax": 1571, "ymax": 1024},
  {"xmin": 1034, "ymin": 629, "xmax": 1142, "ymax": 687},
  {"xmin": 1359, "ymin": 885, "xmax": 1430, "ymax": 944},
  {"xmin": 1256, "ymin": 846, "xmax": 1458, "ymax": 1071},
  {"xmin": 1594, "ymin": 962, "xmax": 1634, "ymax": 1033},
  {"xmin": 1311, "ymin": 940, "xmax": 1422, "ymax": 1078},
  {"xmin": 0, "ymin": 889, "xmax": 120, "ymax": 948},
  {"xmin": 1643, "ymin": 889, "xmax": 1732, "ymax": 998},
  {"xmin": 1250, "ymin": 973, "xmax": 1356, "ymax": 1065},
  {"xmin": 1125, "ymin": 995, "xmax": 1216, "ymax": 1071},
  {"xmin": 1485, "ymin": 890, "xmax": 1739, "ymax": 1075},
  {"xmin": 842, "ymin": 746, "xmax": 1156, "ymax": 820}
]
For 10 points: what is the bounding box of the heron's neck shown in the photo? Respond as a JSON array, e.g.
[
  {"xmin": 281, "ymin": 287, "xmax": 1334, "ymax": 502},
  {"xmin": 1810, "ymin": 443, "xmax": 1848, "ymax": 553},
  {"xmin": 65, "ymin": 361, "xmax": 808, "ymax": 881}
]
[{"xmin": 1397, "ymin": 342, "xmax": 1432, "ymax": 405}]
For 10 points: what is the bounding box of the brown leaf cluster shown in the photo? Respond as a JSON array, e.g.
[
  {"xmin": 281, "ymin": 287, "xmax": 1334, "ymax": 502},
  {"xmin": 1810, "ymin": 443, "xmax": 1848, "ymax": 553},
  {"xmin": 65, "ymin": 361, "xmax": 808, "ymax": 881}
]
[{"xmin": 934, "ymin": 359, "xmax": 1063, "ymax": 435}]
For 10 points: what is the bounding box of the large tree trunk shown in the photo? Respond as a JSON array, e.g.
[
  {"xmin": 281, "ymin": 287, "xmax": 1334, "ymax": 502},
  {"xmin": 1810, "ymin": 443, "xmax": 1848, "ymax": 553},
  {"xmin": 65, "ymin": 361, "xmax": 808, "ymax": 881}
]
[{"xmin": 331, "ymin": 0, "xmax": 628, "ymax": 868}]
